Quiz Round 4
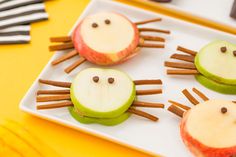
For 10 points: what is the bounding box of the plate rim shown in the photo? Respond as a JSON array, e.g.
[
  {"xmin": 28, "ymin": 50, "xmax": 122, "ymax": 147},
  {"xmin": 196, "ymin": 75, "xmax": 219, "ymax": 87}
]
[{"xmin": 19, "ymin": 0, "xmax": 236, "ymax": 156}]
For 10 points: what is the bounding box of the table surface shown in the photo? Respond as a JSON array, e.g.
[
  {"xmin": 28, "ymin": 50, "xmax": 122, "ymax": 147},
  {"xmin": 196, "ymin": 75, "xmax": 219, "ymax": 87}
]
[{"xmin": 0, "ymin": 0, "xmax": 152, "ymax": 157}]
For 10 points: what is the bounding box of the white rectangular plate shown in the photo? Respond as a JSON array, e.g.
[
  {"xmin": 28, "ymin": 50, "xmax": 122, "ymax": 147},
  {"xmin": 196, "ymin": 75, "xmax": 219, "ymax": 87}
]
[
  {"xmin": 162, "ymin": 0, "xmax": 236, "ymax": 29},
  {"xmin": 20, "ymin": 0, "xmax": 236, "ymax": 156}
]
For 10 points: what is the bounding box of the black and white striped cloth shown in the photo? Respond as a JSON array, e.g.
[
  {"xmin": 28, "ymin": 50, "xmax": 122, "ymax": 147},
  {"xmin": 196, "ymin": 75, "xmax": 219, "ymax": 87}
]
[{"xmin": 0, "ymin": 0, "xmax": 49, "ymax": 44}]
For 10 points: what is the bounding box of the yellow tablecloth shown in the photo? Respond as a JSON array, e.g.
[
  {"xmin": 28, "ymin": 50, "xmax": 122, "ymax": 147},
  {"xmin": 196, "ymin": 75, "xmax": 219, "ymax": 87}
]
[{"xmin": 0, "ymin": 0, "xmax": 152, "ymax": 157}]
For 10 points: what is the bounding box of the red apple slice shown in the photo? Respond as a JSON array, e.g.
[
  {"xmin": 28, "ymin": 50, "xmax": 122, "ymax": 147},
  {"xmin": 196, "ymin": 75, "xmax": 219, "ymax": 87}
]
[
  {"xmin": 180, "ymin": 100, "xmax": 236, "ymax": 157},
  {"xmin": 73, "ymin": 12, "xmax": 139, "ymax": 65}
]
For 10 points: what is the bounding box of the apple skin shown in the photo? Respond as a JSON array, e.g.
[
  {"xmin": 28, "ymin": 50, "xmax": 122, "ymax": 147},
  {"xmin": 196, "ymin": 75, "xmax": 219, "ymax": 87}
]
[
  {"xmin": 195, "ymin": 40, "xmax": 236, "ymax": 86},
  {"xmin": 180, "ymin": 111, "xmax": 236, "ymax": 157},
  {"xmin": 72, "ymin": 13, "xmax": 140, "ymax": 65},
  {"xmin": 195, "ymin": 75, "xmax": 236, "ymax": 95},
  {"xmin": 68, "ymin": 107, "xmax": 130, "ymax": 126}
]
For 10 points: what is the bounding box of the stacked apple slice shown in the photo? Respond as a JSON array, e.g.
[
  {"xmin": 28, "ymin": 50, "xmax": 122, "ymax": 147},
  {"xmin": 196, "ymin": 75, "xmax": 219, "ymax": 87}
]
[
  {"xmin": 180, "ymin": 100, "xmax": 236, "ymax": 157},
  {"xmin": 195, "ymin": 40, "xmax": 236, "ymax": 94},
  {"xmin": 69, "ymin": 68, "xmax": 136, "ymax": 126},
  {"xmin": 73, "ymin": 12, "xmax": 140, "ymax": 65}
]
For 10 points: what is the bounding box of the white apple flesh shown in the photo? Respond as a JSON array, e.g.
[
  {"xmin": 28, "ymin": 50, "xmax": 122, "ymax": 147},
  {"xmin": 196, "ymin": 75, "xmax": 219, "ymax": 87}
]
[
  {"xmin": 73, "ymin": 12, "xmax": 140, "ymax": 65},
  {"xmin": 70, "ymin": 68, "xmax": 136, "ymax": 118},
  {"xmin": 180, "ymin": 100, "xmax": 236, "ymax": 157}
]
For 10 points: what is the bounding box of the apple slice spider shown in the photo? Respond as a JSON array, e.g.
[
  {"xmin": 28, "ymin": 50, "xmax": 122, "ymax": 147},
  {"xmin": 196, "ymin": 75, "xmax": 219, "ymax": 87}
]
[
  {"xmin": 48, "ymin": 12, "xmax": 170, "ymax": 74},
  {"xmin": 167, "ymin": 87, "xmax": 236, "ymax": 157},
  {"xmin": 164, "ymin": 40, "xmax": 236, "ymax": 94},
  {"xmin": 36, "ymin": 68, "xmax": 164, "ymax": 125}
]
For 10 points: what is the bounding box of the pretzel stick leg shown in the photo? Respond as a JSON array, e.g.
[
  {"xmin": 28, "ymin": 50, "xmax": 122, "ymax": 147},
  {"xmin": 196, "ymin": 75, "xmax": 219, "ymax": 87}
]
[
  {"xmin": 139, "ymin": 28, "xmax": 170, "ymax": 34},
  {"xmin": 52, "ymin": 50, "xmax": 78, "ymax": 65},
  {"xmin": 177, "ymin": 46, "xmax": 197, "ymax": 56},
  {"xmin": 168, "ymin": 100, "xmax": 190, "ymax": 110},
  {"xmin": 168, "ymin": 104, "xmax": 185, "ymax": 118},
  {"xmin": 182, "ymin": 89, "xmax": 199, "ymax": 105},
  {"xmin": 64, "ymin": 57, "xmax": 86, "ymax": 73},
  {"xmin": 167, "ymin": 69, "xmax": 199, "ymax": 75},
  {"xmin": 50, "ymin": 36, "xmax": 71, "ymax": 42},
  {"xmin": 37, "ymin": 101, "xmax": 73, "ymax": 110},
  {"xmin": 136, "ymin": 89, "xmax": 162, "ymax": 95},
  {"xmin": 37, "ymin": 90, "xmax": 70, "ymax": 95},
  {"xmin": 135, "ymin": 18, "xmax": 162, "ymax": 25},
  {"xmin": 138, "ymin": 43, "xmax": 165, "ymax": 48},
  {"xmin": 128, "ymin": 108, "xmax": 158, "ymax": 121},
  {"xmin": 140, "ymin": 35, "xmax": 165, "ymax": 42},
  {"xmin": 133, "ymin": 79, "xmax": 162, "ymax": 85},
  {"xmin": 132, "ymin": 101, "xmax": 164, "ymax": 108},
  {"xmin": 170, "ymin": 54, "xmax": 195, "ymax": 62},
  {"xmin": 192, "ymin": 88, "xmax": 209, "ymax": 101},
  {"xmin": 164, "ymin": 61, "xmax": 196, "ymax": 69},
  {"xmin": 36, "ymin": 94, "xmax": 71, "ymax": 102},
  {"xmin": 39, "ymin": 79, "xmax": 71, "ymax": 88},
  {"xmin": 49, "ymin": 42, "xmax": 74, "ymax": 51}
]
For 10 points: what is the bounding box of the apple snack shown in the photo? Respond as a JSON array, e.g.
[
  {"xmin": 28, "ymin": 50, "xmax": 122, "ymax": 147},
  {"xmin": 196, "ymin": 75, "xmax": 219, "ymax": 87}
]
[
  {"xmin": 49, "ymin": 12, "xmax": 170, "ymax": 73},
  {"xmin": 36, "ymin": 68, "xmax": 164, "ymax": 126},
  {"xmin": 164, "ymin": 40, "xmax": 236, "ymax": 94},
  {"xmin": 167, "ymin": 88, "xmax": 236, "ymax": 157}
]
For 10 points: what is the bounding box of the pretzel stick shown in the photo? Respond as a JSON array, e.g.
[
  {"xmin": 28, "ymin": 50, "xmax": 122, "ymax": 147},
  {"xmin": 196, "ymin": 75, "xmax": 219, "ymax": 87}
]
[
  {"xmin": 140, "ymin": 35, "xmax": 165, "ymax": 42},
  {"xmin": 128, "ymin": 107, "xmax": 158, "ymax": 121},
  {"xmin": 164, "ymin": 61, "xmax": 196, "ymax": 69},
  {"xmin": 138, "ymin": 43, "xmax": 165, "ymax": 48},
  {"xmin": 37, "ymin": 101, "xmax": 73, "ymax": 110},
  {"xmin": 177, "ymin": 46, "xmax": 197, "ymax": 56},
  {"xmin": 52, "ymin": 50, "xmax": 78, "ymax": 65},
  {"xmin": 132, "ymin": 101, "xmax": 164, "ymax": 108},
  {"xmin": 135, "ymin": 18, "xmax": 162, "ymax": 25},
  {"xmin": 182, "ymin": 89, "xmax": 199, "ymax": 105},
  {"xmin": 37, "ymin": 90, "xmax": 70, "ymax": 95},
  {"xmin": 39, "ymin": 79, "xmax": 71, "ymax": 88},
  {"xmin": 50, "ymin": 36, "xmax": 71, "ymax": 42},
  {"xmin": 170, "ymin": 54, "xmax": 195, "ymax": 62},
  {"xmin": 192, "ymin": 88, "xmax": 209, "ymax": 101},
  {"xmin": 233, "ymin": 101, "xmax": 236, "ymax": 103},
  {"xmin": 168, "ymin": 104, "xmax": 185, "ymax": 118},
  {"xmin": 64, "ymin": 57, "xmax": 86, "ymax": 73},
  {"xmin": 136, "ymin": 89, "xmax": 162, "ymax": 95},
  {"xmin": 139, "ymin": 28, "xmax": 170, "ymax": 34},
  {"xmin": 167, "ymin": 69, "xmax": 199, "ymax": 75},
  {"xmin": 134, "ymin": 79, "xmax": 162, "ymax": 85},
  {"xmin": 168, "ymin": 100, "xmax": 190, "ymax": 110},
  {"xmin": 49, "ymin": 42, "xmax": 74, "ymax": 51},
  {"xmin": 36, "ymin": 94, "xmax": 71, "ymax": 102}
]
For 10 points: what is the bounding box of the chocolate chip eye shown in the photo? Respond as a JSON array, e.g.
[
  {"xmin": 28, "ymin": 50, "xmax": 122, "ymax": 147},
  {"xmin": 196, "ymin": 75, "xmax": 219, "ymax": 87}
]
[
  {"xmin": 233, "ymin": 50, "xmax": 236, "ymax": 57},
  {"xmin": 221, "ymin": 107, "xmax": 228, "ymax": 114},
  {"xmin": 93, "ymin": 76, "xmax": 99, "ymax": 83},
  {"xmin": 104, "ymin": 19, "xmax": 111, "ymax": 25},
  {"xmin": 220, "ymin": 46, "xmax": 227, "ymax": 53},
  {"xmin": 108, "ymin": 77, "xmax": 114, "ymax": 84},
  {"xmin": 92, "ymin": 23, "xmax": 98, "ymax": 28}
]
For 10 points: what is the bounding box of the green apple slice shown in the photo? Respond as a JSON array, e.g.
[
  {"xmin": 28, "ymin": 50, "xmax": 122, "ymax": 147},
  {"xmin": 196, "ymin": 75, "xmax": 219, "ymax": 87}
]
[
  {"xmin": 70, "ymin": 68, "xmax": 136, "ymax": 118},
  {"xmin": 68, "ymin": 107, "xmax": 130, "ymax": 126},
  {"xmin": 195, "ymin": 75, "xmax": 236, "ymax": 94},
  {"xmin": 195, "ymin": 40, "xmax": 236, "ymax": 85}
]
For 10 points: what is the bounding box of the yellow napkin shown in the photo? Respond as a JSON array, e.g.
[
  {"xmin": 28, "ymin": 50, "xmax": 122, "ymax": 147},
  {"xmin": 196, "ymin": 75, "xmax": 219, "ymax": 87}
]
[{"xmin": 0, "ymin": 119, "xmax": 62, "ymax": 157}]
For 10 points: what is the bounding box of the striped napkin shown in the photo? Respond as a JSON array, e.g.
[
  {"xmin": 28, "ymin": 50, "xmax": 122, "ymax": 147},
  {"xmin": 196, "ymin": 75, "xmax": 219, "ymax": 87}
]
[{"xmin": 0, "ymin": 0, "xmax": 49, "ymax": 44}]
